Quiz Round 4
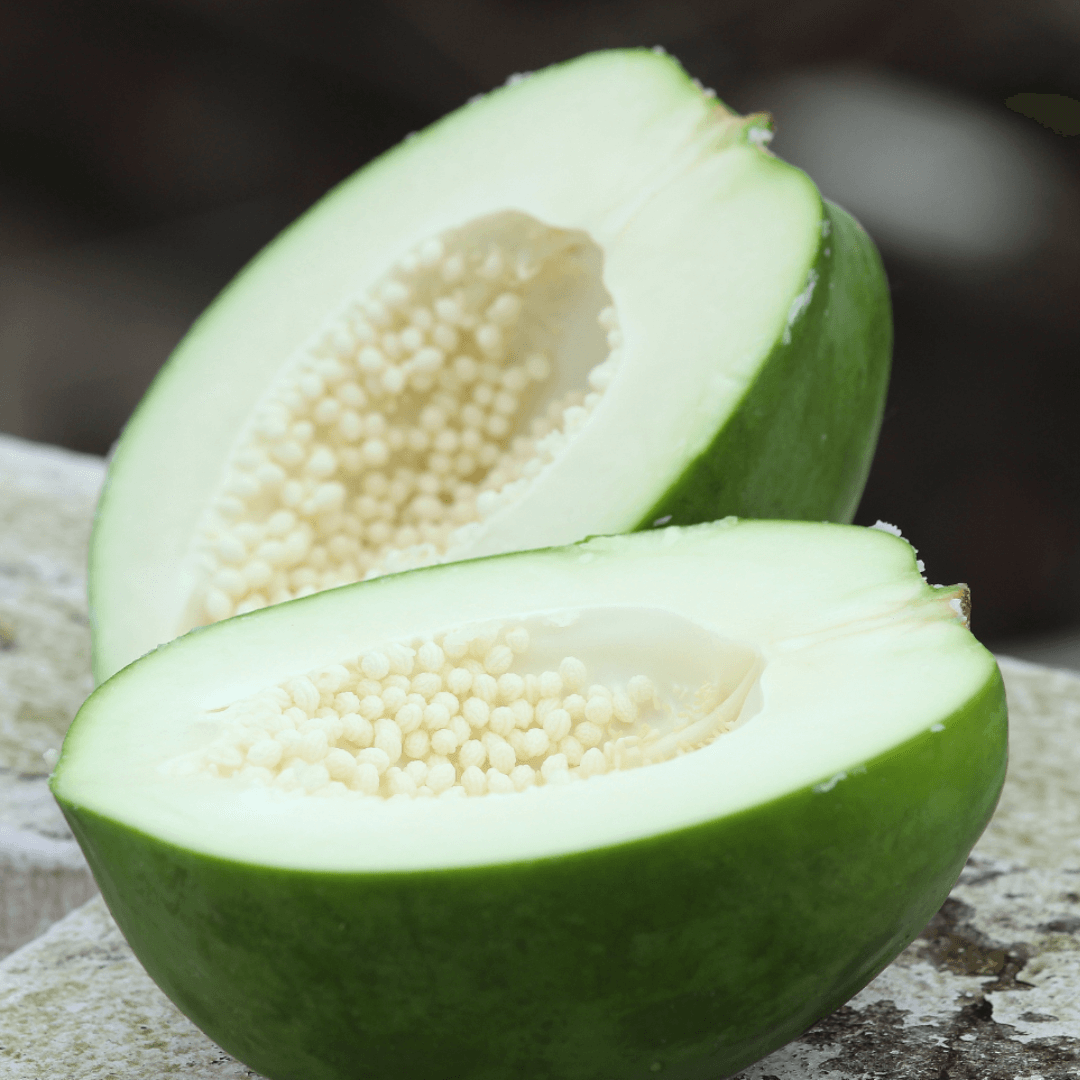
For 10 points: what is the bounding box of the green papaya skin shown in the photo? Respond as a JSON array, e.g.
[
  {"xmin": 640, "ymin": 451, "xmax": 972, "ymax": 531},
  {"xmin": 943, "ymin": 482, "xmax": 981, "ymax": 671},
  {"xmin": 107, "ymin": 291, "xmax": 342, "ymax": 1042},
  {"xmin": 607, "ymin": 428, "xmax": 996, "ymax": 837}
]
[
  {"xmin": 59, "ymin": 670, "xmax": 1004, "ymax": 1080},
  {"xmin": 86, "ymin": 53, "xmax": 894, "ymax": 686},
  {"xmin": 639, "ymin": 199, "xmax": 891, "ymax": 529}
]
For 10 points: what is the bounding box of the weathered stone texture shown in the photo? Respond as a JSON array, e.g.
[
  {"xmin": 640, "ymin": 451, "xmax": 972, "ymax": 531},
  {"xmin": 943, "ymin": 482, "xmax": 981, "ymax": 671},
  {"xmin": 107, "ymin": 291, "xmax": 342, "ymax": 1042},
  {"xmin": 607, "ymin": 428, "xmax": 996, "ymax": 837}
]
[
  {"xmin": 0, "ymin": 767, "xmax": 94, "ymax": 961},
  {"xmin": 737, "ymin": 657, "xmax": 1080, "ymax": 1080},
  {"xmin": 0, "ymin": 434, "xmax": 102, "ymax": 773},
  {"xmin": 0, "ymin": 899, "xmax": 260, "ymax": 1080},
  {"xmin": 0, "ymin": 435, "xmax": 1078, "ymax": 1078},
  {"xmin": 2, "ymin": 665, "xmax": 1078, "ymax": 1078},
  {"xmin": 0, "ymin": 434, "xmax": 101, "ymax": 957}
]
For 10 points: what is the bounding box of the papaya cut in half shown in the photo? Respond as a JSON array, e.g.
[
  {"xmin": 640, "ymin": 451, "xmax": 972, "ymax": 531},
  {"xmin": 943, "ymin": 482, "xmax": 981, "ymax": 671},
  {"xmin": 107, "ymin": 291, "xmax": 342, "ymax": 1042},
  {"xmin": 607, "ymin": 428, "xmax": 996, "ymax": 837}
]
[
  {"xmin": 89, "ymin": 49, "xmax": 891, "ymax": 683},
  {"xmin": 55, "ymin": 519, "xmax": 1005, "ymax": 1080}
]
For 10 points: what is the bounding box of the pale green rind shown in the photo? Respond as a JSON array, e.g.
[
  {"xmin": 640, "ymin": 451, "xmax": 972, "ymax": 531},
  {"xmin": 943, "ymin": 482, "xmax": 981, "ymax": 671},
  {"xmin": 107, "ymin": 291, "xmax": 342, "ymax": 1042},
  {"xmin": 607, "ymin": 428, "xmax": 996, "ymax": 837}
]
[
  {"xmin": 637, "ymin": 198, "xmax": 890, "ymax": 528},
  {"xmin": 90, "ymin": 49, "xmax": 754, "ymax": 682},
  {"xmin": 57, "ymin": 629, "xmax": 1006, "ymax": 1080},
  {"xmin": 62, "ymin": 521, "xmax": 992, "ymax": 873},
  {"xmin": 87, "ymin": 50, "xmax": 852, "ymax": 685},
  {"xmin": 57, "ymin": 520, "xmax": 1006, "ymax": 1078}
]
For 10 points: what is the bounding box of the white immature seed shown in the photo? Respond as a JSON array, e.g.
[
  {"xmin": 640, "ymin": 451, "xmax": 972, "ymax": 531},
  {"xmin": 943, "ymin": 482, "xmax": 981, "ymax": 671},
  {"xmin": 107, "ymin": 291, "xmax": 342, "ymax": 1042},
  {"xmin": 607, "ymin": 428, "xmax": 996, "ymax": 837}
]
[
  {"xmin": 584, "ymin": 695, "xmax": 614, "ymax": 726},
  {"xmin": 563, "ymin": 694, "xmax": 586, "ymax": 721},
  {"xmin": 539, "ymin": 671, "xmax": 563, "ymax": 699},
  {"xmin": 358, "ymin": 747, "xmax": 390, "ymax": 774},
  {"xmin": 361, "ymin": 651, "xmax": 391, "ymax": 680},
  {"xmin": 412, "ymin": 672, "xmax": 442, "ymax": 699},
  {"xmin": 484, "ymin": 645, "xmax": 514, "ymax": 676},
  {"xmin": 489, "ymin": 706, "xmax": 516, "ymax": 737},
  {"xmin": 431, "ymin": 728, "xmax": 459, "ymax": 756},
  {"xmin": 447, "ymin": 667, "xmax": 473, "ymax": 696},
  {"xmin": 404, "ymin": 729, "xmax": 430, "ymax": 759},
  {"xmin": 395, "ymin": 703, "xmax": 423, "ymax": 734},
  {"xmin": 285, "ymin": 677, "xmax": 320, "ymax": 715},
  {"xmin": 387, "ymin": 769, "xmax": 417, "ymax": 797},
  {"xmin": 462, "ymin": 698, "xmax": 490, "ymax": 729},
  {"xmin": 387, "ymin": 643, "xmax": 415, "ymax": 675},
  {"xmin": 358, "ymin": 695, "xmax": 383, "ymax": 720},
  {"xmin": 459, "ymin": 739, "xmax": 486, "ymax": 769},
  {"xmin": 485, "ymin": 734, "xmax": 516, "ymax": 773},
  {"xmin": 423, "ymin": 703, "xmax": 451, "ymax": 731},
  {"xmin": 373, "ymin": 719, "xmax": 402, "ymax": 763},
  {"xmin": 543, "ymin": 709, "xmax": 572, "ymax": 743},
  {"xmin": 521, "ymin": 728, "xmax": 550, "ymax": 760},
  {"xmin": 427, "ymin": 761, "xmax": 456, "ymax": 794},
  {"xmin": 541, "ymin": 754, "xmax": 569, "ymax": 782},
  {"xmin": 612, "ymin": 690, "xmax": 637, "ymax": 725},
  {"xmin": 487, "ymin": 292, "xmax": 522, "ymax": 324},
  {"xmin": 247, "ymin": 739, "xmax": 283, "ymax": 769},
  {"xmin": 417, "ymin": 641, "xmax": 445, "ymax": 672},
  {"xmin": 627, "ymin": 675, "xmax": 655, "ymax": 705},
  {"xmin": 472, "ymin": 674, "xmax": 498, "ymax": 704},
  {"xmin": 382, "ymin": 686, "xmax": 407, "ymax": 713},
  {"xmin": 342, "ymin": 714, "xmax": 373, "ymax": 747},
  {"xmin": 442, "ymin": 631, "xmax": 471, "ymax": 660},
  {"xmin": 487, "ymin": 769, "xmax": 515, "ymax": 794},
  {"xmin": 497, "ymin": 674, "xmax": 524, "ymax": 705},
  {"xmin": 299, "ymin": 729, "xmax": 329, "ymax": 763},
  {"xmin": 450, "ymin": 716, "xmax": 470, "ymax": 745},
  {"xmin": 354, "ymin": 762, "xmax": 381, "ymax": 794},
  {"xmin": 461, "ymin": 765, "xmax": 487, "ymax": 796},
  {"xmin": 580, "ymin": 747, "xmax": 608, "ymax": 778},
  {"xmin": 432, "ymin": 691, "xmax": 460, "ymax": 717},
  {"xmin": 575, "ymin": 722, "xmax": 603, "ymax": 749},
  {"xmin": 560, "ymin": 736, "xmax": 584, "ymax": 767},
  {"xmin": 559, "ymin": 656, "xmax": 587, "ymax": 691},
  {"xmin": 325, "ymin": 748, "xmax": 357, "ymax": 782},
  {"xmin": 510, "ymin": 699, "xmax": 533, "ymax": 729},
  {"xmin": 300, "ymin": 764, "xmax": 330, "ymax": 793},
  {"xmin": 280, "ymin": 704, "xmax": 306, "ymax": 730},
  {"xmin": 510, "ymin": 764, "xmax": 536, "ymax": 791}
]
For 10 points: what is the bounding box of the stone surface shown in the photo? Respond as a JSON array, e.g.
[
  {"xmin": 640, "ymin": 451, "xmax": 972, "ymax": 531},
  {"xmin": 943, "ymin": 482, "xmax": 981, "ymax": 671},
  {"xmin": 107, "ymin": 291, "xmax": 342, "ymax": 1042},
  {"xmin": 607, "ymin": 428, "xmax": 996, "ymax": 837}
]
[
  {"xmin": 0, "ymin": 899, "xmax": 260, "ymax": 1080},
  {"xmin": 738, "ymin": 656, "xmax": 1080, "ymax": 1080},
  {"xmin": 0, "ymin": 768, "xmax": 95, "ymax": 961},
  {"xmin": 0, "ymin": 434, "xmax": 102, "ymax": 956},
  {"xmin": 0, "ymin": 434, "xmax": 1078, "ymax": 1077},
  {"xmin": 0, "ymin": 658, "xmax": 1076, "ymax": 1078},
  {"xmin": 0, "ymin": 433, "xmax": 102, "ymax": 773}
]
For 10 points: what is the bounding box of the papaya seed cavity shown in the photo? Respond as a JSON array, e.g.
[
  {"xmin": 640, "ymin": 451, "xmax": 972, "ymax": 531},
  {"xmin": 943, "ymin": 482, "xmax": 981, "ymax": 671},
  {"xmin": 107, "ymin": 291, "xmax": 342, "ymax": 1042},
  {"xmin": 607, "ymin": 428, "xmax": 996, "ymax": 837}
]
[
  {"xmin": 183, "ymin": 211, "xmax": 619, "ymax": 633},
  {"xmin": 169, "ymin": 613, "xmax": 762, "ymax": 800}
]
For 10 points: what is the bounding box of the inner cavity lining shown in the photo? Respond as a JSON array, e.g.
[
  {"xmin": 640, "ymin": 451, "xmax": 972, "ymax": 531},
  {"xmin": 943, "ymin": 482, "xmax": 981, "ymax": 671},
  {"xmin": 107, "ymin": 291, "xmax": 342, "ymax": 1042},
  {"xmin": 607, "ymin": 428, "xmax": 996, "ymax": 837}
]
[
  {"xmin": 164, "ymin": 607, "xmax": 764, "ymax": 801},
  {"xmin": 180, "ymin": 211, "xmax": 618, "ymax": 634}
]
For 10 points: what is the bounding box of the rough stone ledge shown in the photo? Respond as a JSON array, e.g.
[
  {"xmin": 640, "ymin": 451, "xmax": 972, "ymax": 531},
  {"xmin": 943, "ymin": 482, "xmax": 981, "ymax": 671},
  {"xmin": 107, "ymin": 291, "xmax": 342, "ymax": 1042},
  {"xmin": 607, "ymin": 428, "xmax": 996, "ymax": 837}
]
[
  {"xmin": 736, "ymin": 657, "xmax": 1080, "ymax": 1080},
  {"xmin": 1, "ymin": 434, "xmax": 1079, "ymax": 1078},
  {"xmin": 1, "ymin": 659, "xmax": 1078, "ymax": 1079},
  {"xmin": 0, "ymin": 433, "xmax": 102, "ymax": 775},
  {"xmin": 0, "ymin": 434, "xmax": 102, "ymax": 957}
]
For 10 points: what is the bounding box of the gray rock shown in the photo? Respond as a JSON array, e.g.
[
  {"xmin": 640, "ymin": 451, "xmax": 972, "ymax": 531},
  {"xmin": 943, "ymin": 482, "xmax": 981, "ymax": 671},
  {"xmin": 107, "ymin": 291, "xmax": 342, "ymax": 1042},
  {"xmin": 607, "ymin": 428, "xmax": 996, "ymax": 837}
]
[
  {"xmin": 0, "ymin": 434, "xmax": 102, "ymax": 957},
  {"xmin": 0, "ymin": 898, "xmax": 260, "ymax": 1080},
  {"xmin": 739, "ymin": 656, "xmax": 1080, "ymax": 1079},
  {"xmin": 1, "ymin": 433, "xmax": 1077, "ymax": 1076},
  {"xmin": 0, "ymin": 658, "xmax": 1076, "ymax": 1078},
  {"xmin": 0, "ymin": 433, "xmax": 102, "ymax": 773},
  {"xmin": 0, "ymin": 768, "xmax": 95, "ymax": 961}
]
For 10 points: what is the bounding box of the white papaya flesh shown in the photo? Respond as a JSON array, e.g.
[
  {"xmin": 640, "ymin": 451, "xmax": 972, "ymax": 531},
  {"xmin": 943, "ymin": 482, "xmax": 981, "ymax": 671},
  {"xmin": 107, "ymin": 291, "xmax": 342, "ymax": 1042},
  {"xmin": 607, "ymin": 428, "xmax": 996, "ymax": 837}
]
[
  {"xmin": 89, "ymin": 49, "xmax": 891, "ymax": 683},
  {"xmin": 55, "ymin": 520, "xmax": 1005, "ymax": 1080}
]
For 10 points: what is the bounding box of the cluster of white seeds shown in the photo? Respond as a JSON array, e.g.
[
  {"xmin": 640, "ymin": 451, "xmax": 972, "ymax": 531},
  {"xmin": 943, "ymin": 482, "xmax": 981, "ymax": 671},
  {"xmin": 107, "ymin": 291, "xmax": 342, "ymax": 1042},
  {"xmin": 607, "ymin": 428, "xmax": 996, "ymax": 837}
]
[
  {"xmin": 186, "ymin": 215, "xmax": 621, "ymax": 630},
  {"xmin": 174, "ymin": 623, "xmax": 738, "ymax": 800}
]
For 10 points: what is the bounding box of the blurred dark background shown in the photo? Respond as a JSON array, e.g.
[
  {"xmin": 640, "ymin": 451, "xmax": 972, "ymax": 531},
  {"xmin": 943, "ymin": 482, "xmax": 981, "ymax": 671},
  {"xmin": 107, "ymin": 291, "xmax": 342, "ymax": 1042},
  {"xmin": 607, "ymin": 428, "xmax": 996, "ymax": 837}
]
[{"xmin": 1, "ymin": 0, "xmax": 1079, "ymax": 660}]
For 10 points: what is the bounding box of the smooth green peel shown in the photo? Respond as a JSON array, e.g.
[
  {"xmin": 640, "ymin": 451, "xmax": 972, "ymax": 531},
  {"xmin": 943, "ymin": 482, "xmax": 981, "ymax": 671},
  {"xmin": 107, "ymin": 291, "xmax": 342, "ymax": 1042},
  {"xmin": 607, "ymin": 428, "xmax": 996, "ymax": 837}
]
[{"xmin": 56, "ymin": 520, "xmax": 1005, "ymax": 1080}]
